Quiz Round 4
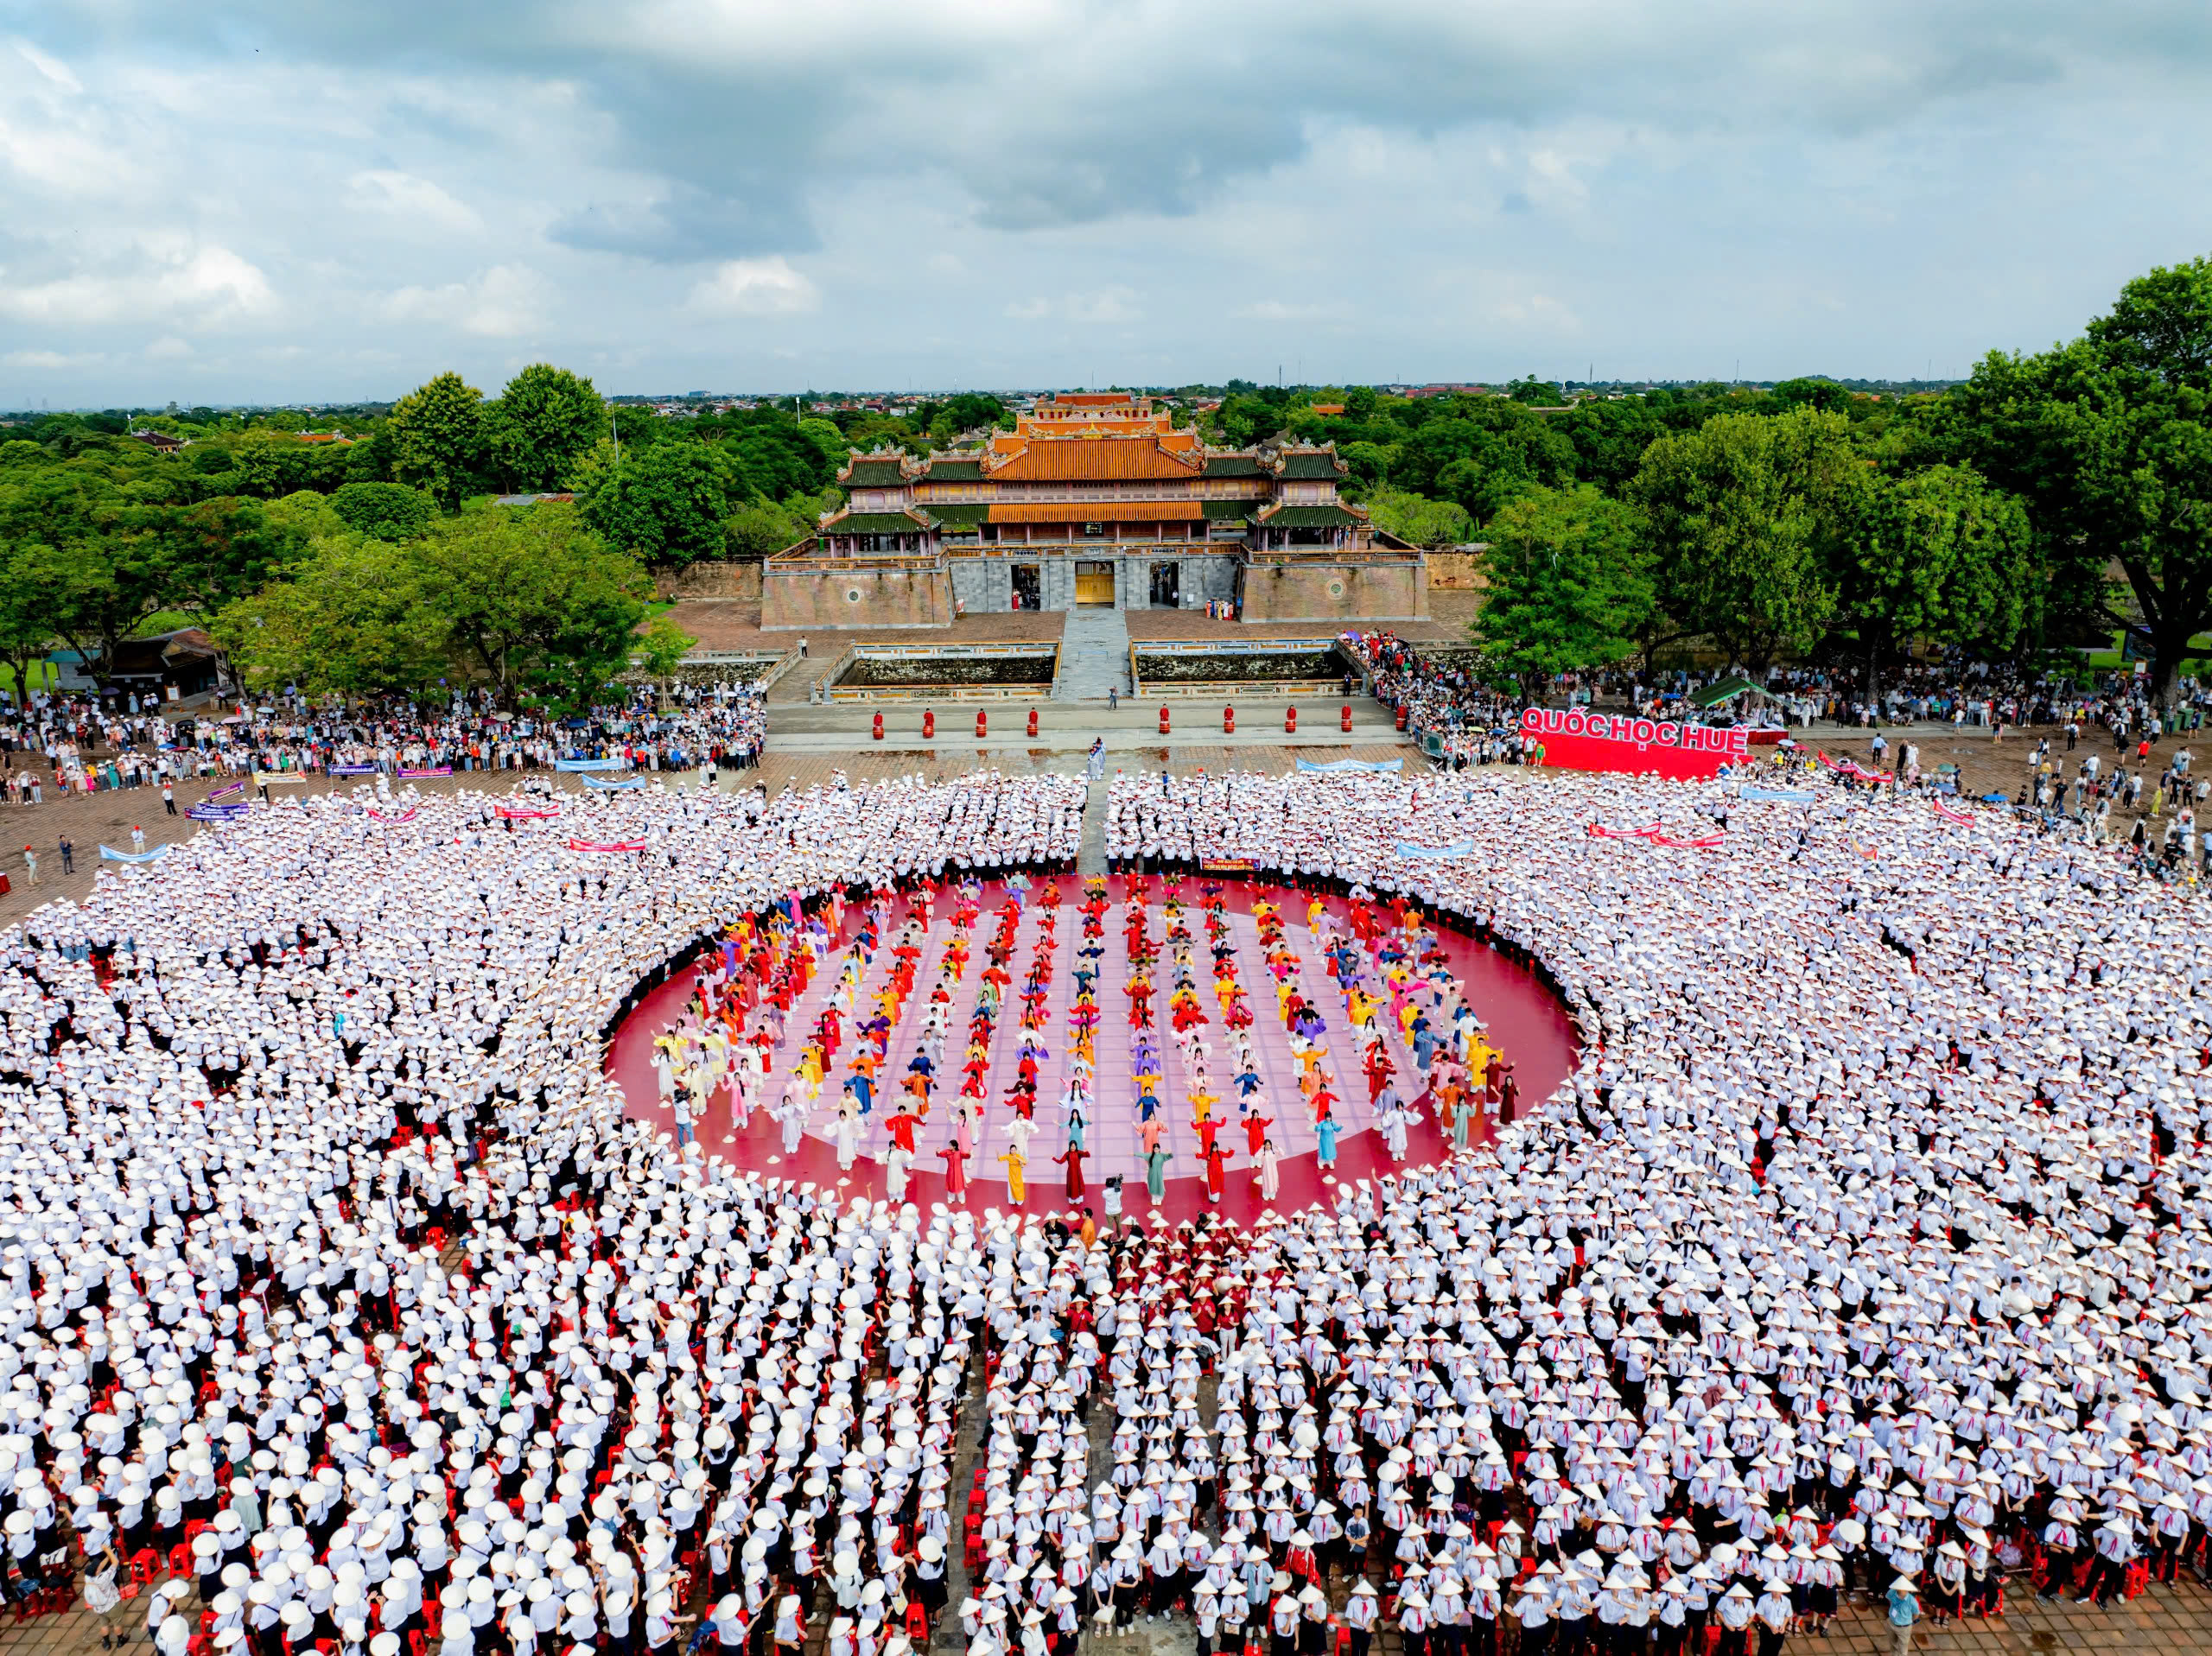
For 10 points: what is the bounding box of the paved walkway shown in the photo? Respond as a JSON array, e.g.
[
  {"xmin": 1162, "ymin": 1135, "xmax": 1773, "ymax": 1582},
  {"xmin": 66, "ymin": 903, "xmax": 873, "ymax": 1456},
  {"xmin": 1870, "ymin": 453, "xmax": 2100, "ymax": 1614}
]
[
  {"xmin": 1078, "ymin": 779, "xmax": 1109, "ymax": 876},
  {"xmin": 1057, "ymin": 605, "xmax": 1133, "ymax": 701}
]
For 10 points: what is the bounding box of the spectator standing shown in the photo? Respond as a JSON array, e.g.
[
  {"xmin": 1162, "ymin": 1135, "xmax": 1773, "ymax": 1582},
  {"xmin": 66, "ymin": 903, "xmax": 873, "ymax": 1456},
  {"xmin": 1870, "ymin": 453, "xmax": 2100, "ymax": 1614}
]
[{"xmin": 1886, "ymin": 1578, "xmax": 1917, "ymax": 1656}]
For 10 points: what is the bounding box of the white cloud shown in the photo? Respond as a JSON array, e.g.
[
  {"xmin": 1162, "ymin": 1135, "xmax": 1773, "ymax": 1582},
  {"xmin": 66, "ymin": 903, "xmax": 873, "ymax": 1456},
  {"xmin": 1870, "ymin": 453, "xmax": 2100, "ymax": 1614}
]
[
  {"xmin": 15, "ymin": 41, "xmax": 81, "ymax": 95},
  {"xmin": 346, "ymin": 169, "xmax": 483, "ymax": 234},
  {"xmin": 146, "ymin": 336, "xmax": 192, "ymax": 358},
  {"xmin": 1003, "ymin": 287, "xmax": 1141, "ymax": 325},
  {"xmin": 1490, "ymin": 291, "xmax": 1583, "ymax": 333},
  {"xmin": 686, "ymin": 257, "xmax": 818, "ymax": 316},
  {"xmin": 3, "ymin": 349, "xmax": 100, "ymax": 369},
  {"xmin": 4, "ymin": 4, "xmax": 2212, "ymax": 397},
  {"xmin": 380, "ymin": 264, "xmax": 548, "ymax": 337},
  {"xmin": 0, "ymin": 241, "xmax": 274, "ymax": 326},
  {"xmin": 1235, "ymin": 299, "xmax": 1338, "ymax": 323}
]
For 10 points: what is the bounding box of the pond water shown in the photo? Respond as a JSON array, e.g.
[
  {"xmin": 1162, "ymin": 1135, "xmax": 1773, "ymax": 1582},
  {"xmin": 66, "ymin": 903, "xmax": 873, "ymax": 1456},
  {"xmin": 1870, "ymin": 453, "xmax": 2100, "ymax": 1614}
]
[
  {"xmin": 838, "ymin": 655, "xmax": 1056, "ymax": 688},
  {"xmin": 1135, "ymin": 649, "xmax": 1350, "ymax": 683}
]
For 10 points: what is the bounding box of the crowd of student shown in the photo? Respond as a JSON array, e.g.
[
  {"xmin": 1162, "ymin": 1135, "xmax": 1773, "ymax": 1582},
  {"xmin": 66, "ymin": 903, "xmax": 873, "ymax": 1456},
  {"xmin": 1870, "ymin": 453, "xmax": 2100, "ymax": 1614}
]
[
  {"xmin": 0, "ymin": 685, "xmax": 770, "ymax": 810},
  {"xmin": 0, "ymin": 759, "xmax": 2202, "ymax": 1656},
  {"xmin": 1334, "ymin": 630, "xmax": 2212, "ymax": 766}
]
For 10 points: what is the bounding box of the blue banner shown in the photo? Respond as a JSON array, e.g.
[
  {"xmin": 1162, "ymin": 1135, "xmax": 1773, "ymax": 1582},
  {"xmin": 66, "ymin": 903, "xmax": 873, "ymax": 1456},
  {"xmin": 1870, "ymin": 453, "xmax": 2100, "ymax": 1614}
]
[
  {"xmin": 580, "ymin": 774, "xmax": 645, "ymax": 790},
  {"xmin": 328, "ymin": 764, "xmax": 379, "ymax": 776},
  {"xmin": 1294, "ymin": 758, "xmax": 1403, "ymax": 775},
  {"xmin": 1738, "ymin": 786, "xmax": 1815, "ymax": 803},
  {"xmin": 1396, "ymin": 841, "xmax": 1473, "ymax": 860},
  {"xmin": 99, "ymin": 843, "xmax": 171, "ymax": 864},
  {"xmin": 555, "ymin": 757, "xmax": 625, "ymax": 772},
  {"xmin": 187, "ymin": 803, "xmax": 248, "ymax": 822}
]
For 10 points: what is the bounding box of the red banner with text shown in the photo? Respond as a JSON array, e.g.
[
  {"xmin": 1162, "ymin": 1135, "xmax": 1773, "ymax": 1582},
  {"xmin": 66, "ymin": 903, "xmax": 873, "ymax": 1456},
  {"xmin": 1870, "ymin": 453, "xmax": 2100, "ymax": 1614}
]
[{"xmin": 1520, "ymin": 707, "xmax": 1749, "ymax": 780}]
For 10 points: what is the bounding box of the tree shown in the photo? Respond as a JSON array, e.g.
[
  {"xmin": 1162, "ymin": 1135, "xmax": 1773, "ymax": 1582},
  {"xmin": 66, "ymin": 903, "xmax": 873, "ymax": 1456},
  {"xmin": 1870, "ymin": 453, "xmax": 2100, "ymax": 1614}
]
[
  {"xmin": 0, "ymin": 468, "xmax": 175, "ymax": 673},
  {"xmin": 1473, "ymin": 485, "xmax": 1652, "ymax": 697},
  {"xmin": 0, "ymin": 542, "xmax": 71, "ymax": 700},
  {"xmin": 331, "ymin": 482, "xmax": 437, "ymax": 542},
  {"xmin": 1771, "ymin": 378, "xmax": 1853, "ymax": 414},
  {"xmin": 46, "ymin": 535, "xmax": 178, "ymax": 676},
  {"xmin": 1503, "ymin": 376, "xmax": 1561, "ymax": 405},
  {"xmin": 1837, "ymin": 465, "xmax": 2035, "ymax": 702},
  {"xmin": 262, "ymin": 490, "xmax": 346, "ymax": 541},
  {"xmin": 487, "ymin": 364, "xmax": 607, "ymax": 492},
  {"xmin": 387, "ymin": 371, "xmax": 486, "ymax": 511},
  {"xmin": 1552, "ymin": 398, "xmax": 1664, "ymax": 493},
  {"xmin": 937, "ymin": 392, "xmax": 1004, "ymax": 437},
  {"xmin": 724, "ymin": 498, "xmax": 810, "ymax": 561},
  {"xmin": 575, "ymin": 439, "xmax": 732, "ymax": 564},
  {"xmin": 1948, "ymin": 257, "xmax": 2212, "ymax": 703},
  {"xmin": 633, "ymin": 612, "xmax": 697, "ymax": 701},
  {"xmin": 1395, "ymin": 399, "xmax": 1576, "ymax": 525},
  {"xmin": 728, "ymin": 419, "xmax": 842, "ymax": 499},
  {"xmin": 212, "ymin": 537, "xmax": 449, "ymax": 696},
  {"xmin": 410, "ymin": 504, "xmax": 651, "ymax": 707},
  {"xmin": 1363, "ymin": 488, "xmax": 1475, "ymax": 549},
  {"xmin": 1338, "ymin": 441, "xmax": 1400, "ymax": 492},
  {"xmin": 1632, "ymin": 408, "xmax": 1857, "ymax": 672},
  {"xmin": 797, "ymin": 418, "xmax": 849, "ymax": 471},
  {"xmin": 157, "ymin": 498, "xmax": 309, "ymax": 617}
]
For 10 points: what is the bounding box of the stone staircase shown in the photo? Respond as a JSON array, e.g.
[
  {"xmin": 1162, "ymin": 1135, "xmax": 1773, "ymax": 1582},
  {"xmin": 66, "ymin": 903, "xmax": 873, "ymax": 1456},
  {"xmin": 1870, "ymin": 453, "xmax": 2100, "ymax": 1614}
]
[
  {"xmin": 1054, "ymin": 606, "xmax": 1133, "ymax": 701},
  {"xmin": 768, "ymin": 650, "xmax": 840, "ymax": 706}
]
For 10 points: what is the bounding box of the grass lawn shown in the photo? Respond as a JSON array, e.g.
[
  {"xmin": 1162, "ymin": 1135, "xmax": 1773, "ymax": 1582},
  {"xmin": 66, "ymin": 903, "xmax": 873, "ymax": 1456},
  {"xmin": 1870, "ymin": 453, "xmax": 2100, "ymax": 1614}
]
[
  {"xmin": 2081, "ymin": 631, "xmax": 2212, "ymax": 672},
  {"xmin": 0, "ymin": 662, "xmax": 60, "ymax": 700}
]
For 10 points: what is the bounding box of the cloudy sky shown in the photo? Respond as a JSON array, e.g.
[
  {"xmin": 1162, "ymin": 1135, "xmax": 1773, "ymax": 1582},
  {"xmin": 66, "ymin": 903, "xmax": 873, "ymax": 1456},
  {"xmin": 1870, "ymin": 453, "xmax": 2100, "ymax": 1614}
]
[{"xmin": 3, "ymin": 1, "xmax": 2211, "ymax": 405}]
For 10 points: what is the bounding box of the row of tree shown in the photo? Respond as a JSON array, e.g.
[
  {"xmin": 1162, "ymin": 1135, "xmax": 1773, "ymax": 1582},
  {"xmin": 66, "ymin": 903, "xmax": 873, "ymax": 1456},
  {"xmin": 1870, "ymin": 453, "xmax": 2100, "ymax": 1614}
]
[
  {"xmin": 11, "ymin": 259, "xmax": 2212, "ymax": 706},
  {"xmin": 1467, "ymin": 258, "xmax": 2212, "ymax": 705},
  {"xmin": 207, "ymin": 499, "xmax": 690, "ymax": 709}
]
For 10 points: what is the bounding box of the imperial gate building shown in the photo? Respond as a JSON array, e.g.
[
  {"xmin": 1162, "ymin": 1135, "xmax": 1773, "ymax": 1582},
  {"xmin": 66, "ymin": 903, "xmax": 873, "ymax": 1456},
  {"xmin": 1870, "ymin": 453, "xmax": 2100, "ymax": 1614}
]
[{"xmin": 762, "ymin": 394, "xmax": 1428, "ymax": 630}]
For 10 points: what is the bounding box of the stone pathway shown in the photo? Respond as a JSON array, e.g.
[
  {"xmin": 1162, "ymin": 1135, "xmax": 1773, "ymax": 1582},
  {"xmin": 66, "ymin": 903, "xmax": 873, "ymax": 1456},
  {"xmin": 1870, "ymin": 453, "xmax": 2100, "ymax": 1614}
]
[
  {"xmin": 1078, "ymin": 780, "xmax": 1109, "ymax": 876},
  {"xmin": 1057, "ymin": 606, "xmax": 1133, "ymax": 701}
]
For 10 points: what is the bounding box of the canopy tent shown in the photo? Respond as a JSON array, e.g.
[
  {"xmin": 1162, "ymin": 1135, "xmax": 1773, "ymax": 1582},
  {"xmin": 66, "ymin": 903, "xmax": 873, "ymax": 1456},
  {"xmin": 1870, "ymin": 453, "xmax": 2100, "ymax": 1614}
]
[{"xmin": 1689, "ymin": 676, "xmax": 1766, "ymax": 709}]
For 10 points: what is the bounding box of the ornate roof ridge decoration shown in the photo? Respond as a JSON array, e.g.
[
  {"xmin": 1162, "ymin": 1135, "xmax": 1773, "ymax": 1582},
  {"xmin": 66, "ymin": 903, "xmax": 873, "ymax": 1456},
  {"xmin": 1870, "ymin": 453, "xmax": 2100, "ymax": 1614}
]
[
  {"xmin": 836, "ymin": 447, "xmax": 923, "ymax": 485},
  {"xmin": 974, "ymin": 429, "xmax": 1205, "ymax": 481},
  {"xmin": 1269, "ymin": 441, "xmax": 1350, "ymax": 479},
  {"xmin": 818, "ymin": 504, "xmax": 937, "ymax": 531}
]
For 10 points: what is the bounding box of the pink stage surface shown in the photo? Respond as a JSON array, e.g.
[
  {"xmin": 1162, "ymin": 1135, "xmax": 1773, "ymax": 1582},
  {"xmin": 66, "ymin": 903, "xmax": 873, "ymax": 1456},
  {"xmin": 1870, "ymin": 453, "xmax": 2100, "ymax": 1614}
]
[{"xmin": 607, "ymin": 876, "xmax": 1578, "ymax": 1226}]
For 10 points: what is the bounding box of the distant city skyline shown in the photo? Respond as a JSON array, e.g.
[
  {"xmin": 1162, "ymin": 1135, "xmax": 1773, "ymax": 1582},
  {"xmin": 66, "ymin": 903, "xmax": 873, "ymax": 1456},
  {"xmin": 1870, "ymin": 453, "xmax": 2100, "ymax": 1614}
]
[
  {"xmin": 4, "ymin": 2, "xmax": 2211, "ymax": 405},
  {"xmin": 3, "ymin": 378, "xmax": 1980, "ymax": 419}
]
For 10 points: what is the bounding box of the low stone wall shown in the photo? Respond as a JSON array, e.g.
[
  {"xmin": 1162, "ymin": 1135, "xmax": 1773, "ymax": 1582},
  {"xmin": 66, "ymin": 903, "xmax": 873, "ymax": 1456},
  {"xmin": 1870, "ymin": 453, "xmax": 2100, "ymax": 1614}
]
[
  {"xmin": 653, "ymin": 561, "xmax": 764, "ymax": 602},
  {"xmin": 1237, "ymin": 557, "xmax": 1429, "ymax": 623},
  {"xmin": 761, "ymin": 564, "xmax": 955, "ymax": 631}
]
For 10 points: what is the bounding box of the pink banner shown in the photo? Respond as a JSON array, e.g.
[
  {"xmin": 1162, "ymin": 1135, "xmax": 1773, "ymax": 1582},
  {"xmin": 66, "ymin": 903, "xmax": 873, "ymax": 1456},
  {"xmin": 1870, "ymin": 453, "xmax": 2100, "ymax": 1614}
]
[
  {"xmin": 1521, "ymin": 708, "xmax": 1749, "ymax": 780},
  {"xmin": 1816, "ymin": 750, "xmax": 1890, "ymax": 784},
  {"xmin": 496, "ymin": 805, "xmax": 561, "ymax": 820},
  {"xmin": 1589, "ymin": 822, "xmax": 1725, "ymax": 849},
  {"xmin": 368, "ymin": 809, "xmax": 416, "ymax": 823},
  {"xmin": 567, "ymin": 838, "xmax": 645, "ymax": 853}
]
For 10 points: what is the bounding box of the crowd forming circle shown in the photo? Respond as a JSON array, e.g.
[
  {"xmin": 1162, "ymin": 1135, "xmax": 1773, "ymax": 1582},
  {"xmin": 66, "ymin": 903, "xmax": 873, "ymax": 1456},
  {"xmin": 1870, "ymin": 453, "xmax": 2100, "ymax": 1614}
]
[{"xmin": 2, "ymin": 765, "xmax": 2207, "ymax": 1656}]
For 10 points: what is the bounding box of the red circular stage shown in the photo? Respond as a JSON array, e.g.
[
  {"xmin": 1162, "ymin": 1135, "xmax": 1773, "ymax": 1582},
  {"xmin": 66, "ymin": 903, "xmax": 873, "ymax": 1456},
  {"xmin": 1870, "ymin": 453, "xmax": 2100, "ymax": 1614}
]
[{"xmin": 607, "ymin": 874, "xmax": 1579, "ymax": 1225}]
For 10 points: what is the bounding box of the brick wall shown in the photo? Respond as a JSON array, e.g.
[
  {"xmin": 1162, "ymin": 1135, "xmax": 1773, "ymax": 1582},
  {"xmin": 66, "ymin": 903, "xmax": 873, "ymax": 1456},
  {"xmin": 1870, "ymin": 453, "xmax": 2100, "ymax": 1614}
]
[
  {"xmin": 1237, "ymin": 558, "xmax": 1429, "ymax": 622},
  {"xmin": 653, "ymin": 561, "xmax": 765, "ymax": 601},
  {"xmin": 761, "ymin": 567, "xmax": 955, "ymax": 630}
]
